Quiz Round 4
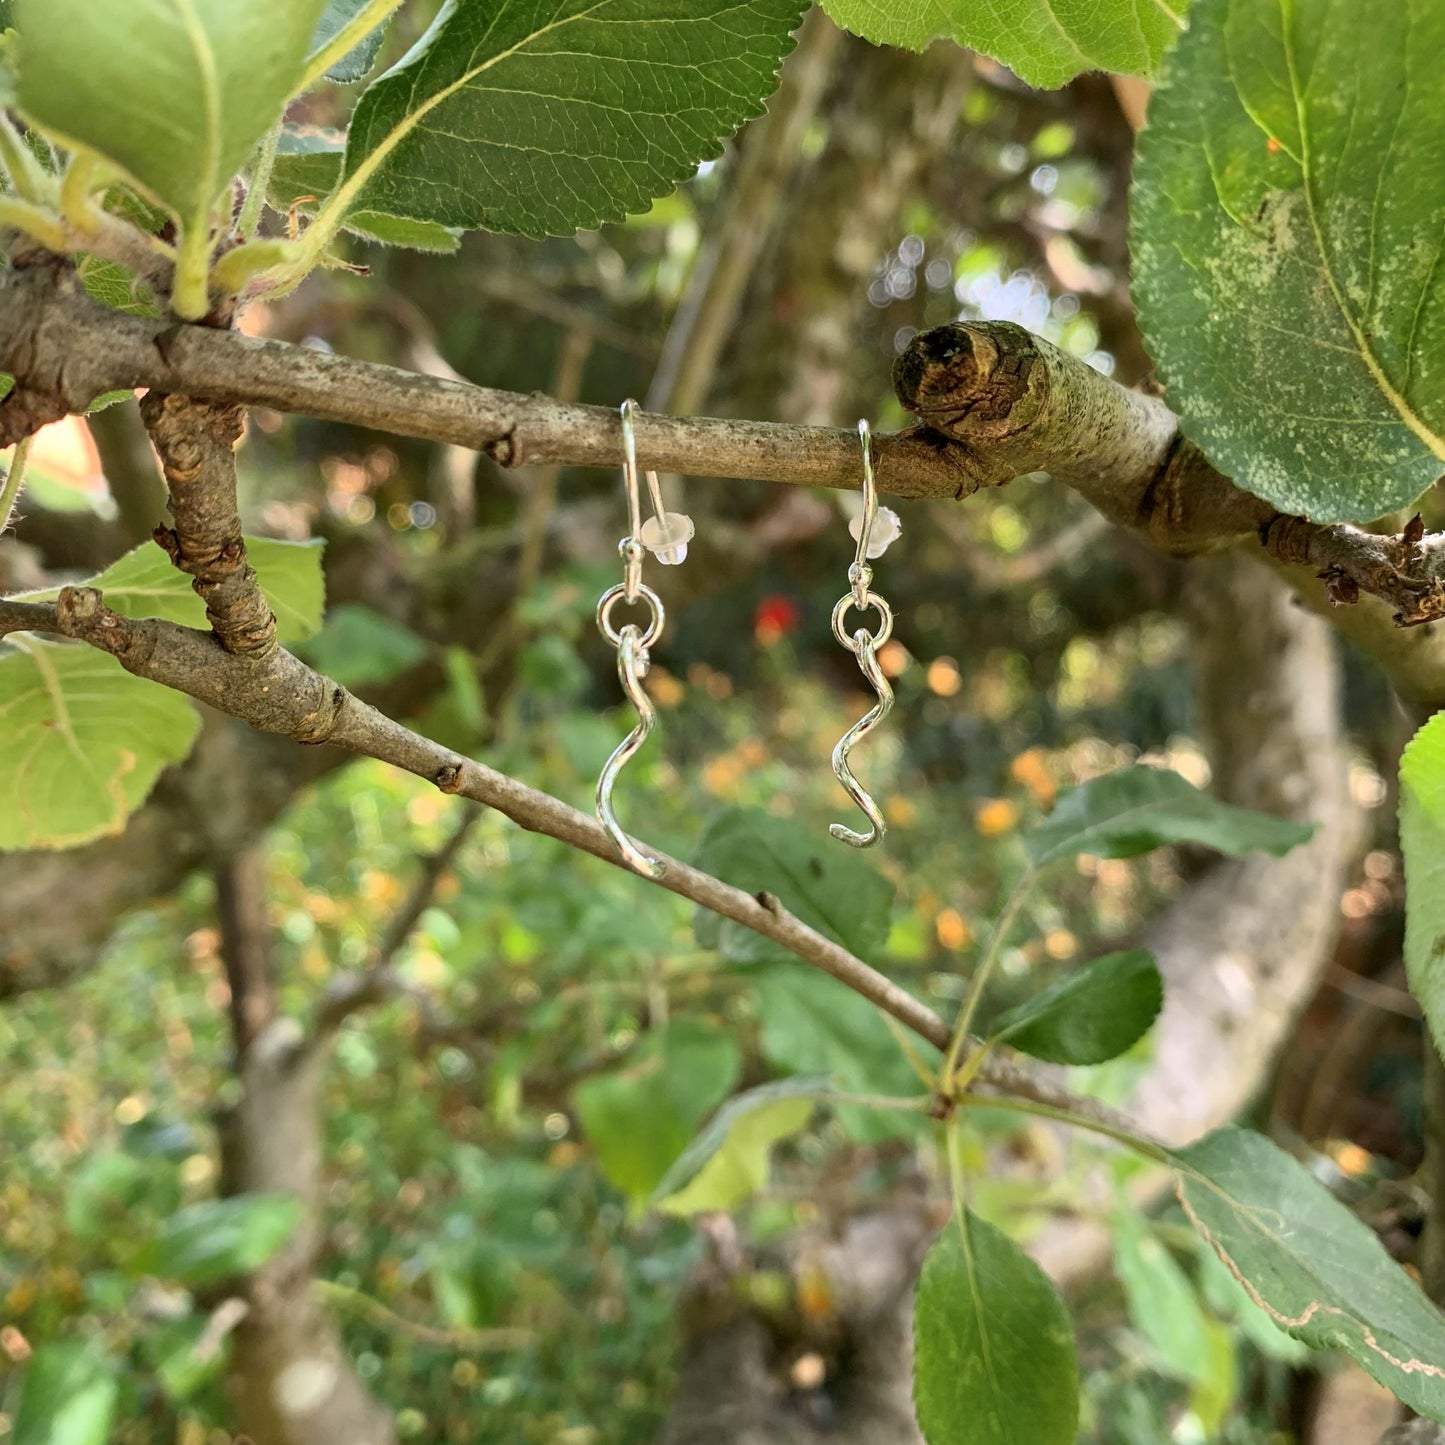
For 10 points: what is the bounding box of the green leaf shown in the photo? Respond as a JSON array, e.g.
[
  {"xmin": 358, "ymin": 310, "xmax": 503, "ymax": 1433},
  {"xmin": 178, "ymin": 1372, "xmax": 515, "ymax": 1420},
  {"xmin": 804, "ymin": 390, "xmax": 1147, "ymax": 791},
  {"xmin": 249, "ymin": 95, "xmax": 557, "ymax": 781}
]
[
  {"xmin": 989, "ymin": 950, "xmax": 1162, "ymax": 1065},
  {"xmin": 16, "ymin": 0, "xmax": 328, "ymax": 240},
  {"xmin": 270, "ymin": 126, "xmax": 462, "ymax": 252},
  {"xmin": 12, "ymin": 1345, "xmax": 118, "ymax": 1445},
  {"xmin": 653, "ymin": 1076, "xmax": 822, "ymax": 1215},
  {"xmin": 310, "ymin": 0, "xmax": 391, "ymax": 83},
  {"xmin": 913, "ymin": 1209, "xmax": 1079, "ymax": 1445},
  {"xmin": 818, "ymin": 0, "xmax": 1186, "ymax": 89},
  {"xmin": 574, "ymin": 1020, "xmax": 741, "ymax": 1199},
  {"xmin": 753, "ymin": 964, "xmax": 923, "ymax": 1139},
  {"xmin": 76, "ymin": 254, "xmax": 159, "ymax": 319},
  {"xmin": 1113, "ymin": 1211, "xmax": 1212, "ymax": 1380},
  {"xmin": 149, "ymin": 1317, "xmax": 226, "ymax": 1403},
  {"xmin": 332, "ymin": 0, "xmax": 807, "ymax": 238},
  {"xmin": 1192, "ymin": 1233, "xmax": 1312, "ymax": 1364},
  {"xmin": 1173, "ymin": 1126, "xmax": 1445, "ymax": 1418},
  {"xmin": 1132, "ymin": 0, "xmax": 1445, "ymax": 523},
  {"xmin": 142, "ymin": 1194, "xmax": 303, "ymax": 1286},
  {"xmin": 65, "ymin": 1151, "xmax": 169, "ymax": 1243},
  {"xmin": 0, "ymin": 638, "xmax": 201, "ymax": 851},
  {"xmin": 692, "ymin": 807, "xmax": 894, "ymax": 963},
  {"xmin": 14, "ymin": 536, "xmax": 326, "ymax": 642},
  {"xmin": 1402, "ymin": 713, "xmax": 1445, "ymax": 1062},
  {"xmin": 300, "ymin": 603, "xmax": 429, "ymax": 688},
  {"xmin": 1024, "ymin": 765, "xmax": 1313, "ymax": 869}
]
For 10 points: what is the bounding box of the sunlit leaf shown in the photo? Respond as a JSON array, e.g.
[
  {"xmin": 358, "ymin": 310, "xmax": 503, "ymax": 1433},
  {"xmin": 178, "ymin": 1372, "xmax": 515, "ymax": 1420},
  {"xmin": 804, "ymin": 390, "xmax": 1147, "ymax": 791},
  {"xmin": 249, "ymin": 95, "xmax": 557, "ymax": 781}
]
[
  {"xmin": 15, "ymin": 536, "xmax": 326, "ymax": 642},
  {"xmin": 332, "ymin": 0, "xmax": 808, "ymax": 238},
  {"xmin": 817, "ymin": 0, "xmax": 1188, "ymax": 89},
  {"xmin": 654, "ymin": 1076, "xmax": 820, "ymax": 1216},
  {"xmin": 574, "ymin": 1020, "xmax": 740, "ymax": 1199},
  {"xmin": 16, "ymin": 0, "xmax": 327, "ymax": 243},
  {"xmin": 0, "ymin": 638, "xmax": 200, "ymax": 851},
  {"xmin": 1132, "ymin": 0, "xmax": 1445, "ymax": 522},
  {"xmin": 12, "ymin": 1345, "xmax": 117, "ymax": 1445}
]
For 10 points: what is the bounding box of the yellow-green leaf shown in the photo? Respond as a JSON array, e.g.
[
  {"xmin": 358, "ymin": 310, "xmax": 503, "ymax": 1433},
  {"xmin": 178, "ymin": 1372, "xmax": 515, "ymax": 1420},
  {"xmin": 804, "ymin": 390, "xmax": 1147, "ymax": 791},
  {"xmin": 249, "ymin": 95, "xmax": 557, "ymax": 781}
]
[
  {"xmin": 1402, "ymin": 712, "xmax": 1445, "ymax": 1062},
  {"xmin": 0, "ymin": 638, "xmax": 200, "ymax": 851},
  {"xmin": 15, "ymin": 536, "xmax": 325, "ymax": 642},
  {"xmin": 16, "ymin": 0, "xmax": 327, "ymax": 243}
]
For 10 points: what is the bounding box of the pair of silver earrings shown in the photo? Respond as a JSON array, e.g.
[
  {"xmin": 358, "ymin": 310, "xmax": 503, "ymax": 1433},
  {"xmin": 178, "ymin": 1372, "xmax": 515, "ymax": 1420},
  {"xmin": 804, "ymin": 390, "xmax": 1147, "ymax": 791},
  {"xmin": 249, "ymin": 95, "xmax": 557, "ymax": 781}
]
[{"xmin": 594, "ymin": 401, "xmax": 900, "ymax": 879}]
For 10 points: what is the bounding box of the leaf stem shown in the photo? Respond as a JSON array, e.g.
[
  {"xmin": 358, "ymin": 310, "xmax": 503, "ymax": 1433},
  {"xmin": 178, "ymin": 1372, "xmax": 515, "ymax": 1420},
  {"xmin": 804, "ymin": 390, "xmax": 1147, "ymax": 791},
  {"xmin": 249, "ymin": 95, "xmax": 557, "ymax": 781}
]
[
  {"xmin": 959, "ymin": 1091, "xmax": 1172, "ymax": 1166},
  {"xmin": 945, "ymin": 1114, "xmax": 972, "ymax": 1233},
  {"xmin": 942, "ymin": 867, "xmax": 1036, "ymax": 1087},
  {"xmin": 59, "ymin": 152, "xmax": 99, "ymax": 234},
  {"xmin": 0, "ymin": 114, "xmax": 51, "ymax": 204},
  {"xmin": 237, "ymin": 124, "xmax": 283, "ymax": 240},
  {"xmin": 0, "ymin": 197, "xmax": 67, "ymax": 252},
  {"xmin": 0, "ymin": 437, "xmax": 33, "ymax": 534},
  {"xmin": 297, "ymin": 0, "xmax": 404, "ymax": 92},
  {"xmin": 172, "ymin": 220, "xmax": 214, "ymax": 321}
]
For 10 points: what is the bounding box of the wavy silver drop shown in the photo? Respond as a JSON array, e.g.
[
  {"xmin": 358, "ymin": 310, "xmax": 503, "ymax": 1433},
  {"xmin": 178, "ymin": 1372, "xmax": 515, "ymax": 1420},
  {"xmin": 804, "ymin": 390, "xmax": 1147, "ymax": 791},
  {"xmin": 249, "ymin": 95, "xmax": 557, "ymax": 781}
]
[
  {"xmin": 595, "ymin": 624, "xmax": 665, "ymax": 877},
  {"xmin": 830, "ymin": 631, "xmax": 893, "ymax": 847}
]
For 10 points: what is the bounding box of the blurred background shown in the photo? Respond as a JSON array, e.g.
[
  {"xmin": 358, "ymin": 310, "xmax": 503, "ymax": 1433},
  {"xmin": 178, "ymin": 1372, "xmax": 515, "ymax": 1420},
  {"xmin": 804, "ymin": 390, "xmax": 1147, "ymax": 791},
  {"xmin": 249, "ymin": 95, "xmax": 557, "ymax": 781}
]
[{"xmin": 0, "ymin": 6, "xmax": 1434, "ymax": 1441}]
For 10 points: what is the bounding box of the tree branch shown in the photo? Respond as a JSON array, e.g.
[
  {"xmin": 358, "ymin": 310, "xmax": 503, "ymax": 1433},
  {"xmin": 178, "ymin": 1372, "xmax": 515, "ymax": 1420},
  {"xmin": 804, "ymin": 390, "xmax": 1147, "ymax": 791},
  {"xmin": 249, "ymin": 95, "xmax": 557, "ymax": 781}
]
[
  {"xmin": 3, "ymin": 582, "xmax": 1130, "ymax": 1131},
  {"xmin": 5, "ymin": 263, "xmax": 1443, "ymax": 697},
  {"xmin": 310, "ymin": 811, "xmax": 479, "ymax": 1042},
  {"xmin": 13, "ymin": 585, "xmax": 948, "ymax": 1050},
  {"xmin": 0, "ymin": 262, "xmax": 958, "ymax": 497},
  {"xmin": 893, "ymin": 322, "xmax": 1445, "ymax": 630},
  {"xmin": 140, "ymin": 391, "xmax": 277, "ymax": 656}
]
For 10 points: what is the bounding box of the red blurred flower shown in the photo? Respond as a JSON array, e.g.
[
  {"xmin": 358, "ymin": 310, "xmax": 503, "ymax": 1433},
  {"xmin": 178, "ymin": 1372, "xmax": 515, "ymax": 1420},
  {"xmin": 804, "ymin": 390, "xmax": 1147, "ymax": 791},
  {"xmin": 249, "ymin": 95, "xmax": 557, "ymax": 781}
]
[{"xmin": 753, "ymin": 594, "xmax": 801, "ymax": 647}]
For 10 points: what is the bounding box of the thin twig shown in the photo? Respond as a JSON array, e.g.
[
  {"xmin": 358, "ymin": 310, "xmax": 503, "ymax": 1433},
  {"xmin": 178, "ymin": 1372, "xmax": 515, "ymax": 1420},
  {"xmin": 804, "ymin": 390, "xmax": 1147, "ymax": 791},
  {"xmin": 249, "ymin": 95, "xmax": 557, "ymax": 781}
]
[
  {"xmin": 311, "ymin": 811, "xmax": 480, "ymax": 1040},
  {"xmin": 0, "ymin": 436, "xmax": 32, "ymax": 534},
  {"xmin": 6, "ymin": 583, "xmax": 1151, "ymax": 1131}
]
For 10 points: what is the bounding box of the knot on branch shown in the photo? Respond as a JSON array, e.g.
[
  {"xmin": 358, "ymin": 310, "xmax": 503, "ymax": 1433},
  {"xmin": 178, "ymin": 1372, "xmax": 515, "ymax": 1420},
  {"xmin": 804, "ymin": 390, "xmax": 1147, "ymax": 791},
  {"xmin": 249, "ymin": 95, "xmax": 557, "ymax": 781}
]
[
  {"xmin": 892, "ymin": 322, "xmax": 1040, "ymax": 441},
  {"xmin": 435, "ymin": 763, "xmax": 467, "ymax": 794},
  {"xmin": 55, "ymin": 585, "xmax": 129, "ymax": 653},
  {"xmin": 1260, "ymin": 512, "xmax": 1445, "ymax": 627}
]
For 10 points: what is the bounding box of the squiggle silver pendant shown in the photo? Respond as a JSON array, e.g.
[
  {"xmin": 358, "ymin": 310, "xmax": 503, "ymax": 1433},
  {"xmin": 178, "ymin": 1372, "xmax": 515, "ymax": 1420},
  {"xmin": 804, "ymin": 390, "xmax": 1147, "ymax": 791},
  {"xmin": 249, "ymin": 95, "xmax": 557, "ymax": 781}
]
[
  {"xmin": 829, "ymin": 419, "xmax": 901, "ymax": 849},
  {"xmin": 594, "ymin": 400, "xmax": 693, "ymax": 878}
]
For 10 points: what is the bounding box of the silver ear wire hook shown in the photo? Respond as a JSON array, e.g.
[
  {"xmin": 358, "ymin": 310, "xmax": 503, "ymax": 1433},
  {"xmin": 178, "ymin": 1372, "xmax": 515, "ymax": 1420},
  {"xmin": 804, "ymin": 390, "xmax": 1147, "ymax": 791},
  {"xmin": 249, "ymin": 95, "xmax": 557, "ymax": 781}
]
[
  {"xmin": 829, "ymin": 420, "xmax": 898, "ymax": 848},
  {"xmin": 595, "ymin": 399, "xmax": 687, "ymax": 878}
]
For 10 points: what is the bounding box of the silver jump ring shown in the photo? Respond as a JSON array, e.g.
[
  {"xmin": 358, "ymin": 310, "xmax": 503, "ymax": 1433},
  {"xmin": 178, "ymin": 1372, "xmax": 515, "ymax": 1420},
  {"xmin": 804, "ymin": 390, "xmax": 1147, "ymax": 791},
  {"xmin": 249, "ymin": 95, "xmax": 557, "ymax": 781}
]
[
  {"xmin": 597, "ymin": 582, "xmax": 665, "ymax": 650},
  {"xmin": 831, "ymin": 590, "xmax": 893, "ymax": 654}
]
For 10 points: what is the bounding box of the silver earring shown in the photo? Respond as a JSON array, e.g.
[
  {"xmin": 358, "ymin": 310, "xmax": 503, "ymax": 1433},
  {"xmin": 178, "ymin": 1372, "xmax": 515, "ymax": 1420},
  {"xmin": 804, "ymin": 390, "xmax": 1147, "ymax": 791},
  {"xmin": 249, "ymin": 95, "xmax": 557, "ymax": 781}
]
[
  {"xmin": 594, "ymin": 399, "xmax": 693, "ymax": 878},
  {"xmin": 829, "ymin": 419, "xmax": 901, "ymax": 848}
]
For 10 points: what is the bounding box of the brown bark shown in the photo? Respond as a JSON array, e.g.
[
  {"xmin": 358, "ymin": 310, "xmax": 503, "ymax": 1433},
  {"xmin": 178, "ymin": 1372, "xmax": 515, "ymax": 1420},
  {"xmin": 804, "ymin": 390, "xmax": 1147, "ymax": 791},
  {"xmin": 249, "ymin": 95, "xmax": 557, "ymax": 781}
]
[
  {"xmin": 213, "ymin": 847, "xmax": 396, "ymax": 1445},
  {"xmin": 141, "ymin": 391, "xmax": 277, "ymax": 657}
]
